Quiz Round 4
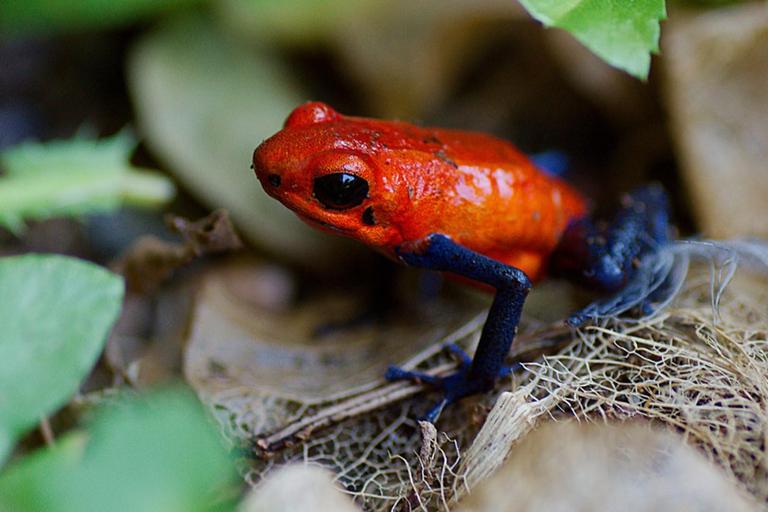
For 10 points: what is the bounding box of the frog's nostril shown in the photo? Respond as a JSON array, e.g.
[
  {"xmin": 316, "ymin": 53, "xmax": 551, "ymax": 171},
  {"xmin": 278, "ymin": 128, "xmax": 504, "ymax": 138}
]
[{"xmin": 268, "ymin": 174, "xmax": 282, "ymax": 187}]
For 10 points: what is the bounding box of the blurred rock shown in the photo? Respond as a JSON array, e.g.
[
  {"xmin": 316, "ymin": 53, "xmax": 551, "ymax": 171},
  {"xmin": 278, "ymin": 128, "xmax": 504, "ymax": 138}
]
[
  {"xmin": 456, "ymin": 421, "xmax": 758, "ymax": 512},
  {"xmin": 333, "ymin": 0, "xmax": 527, "ymax": 118},
  {"xmin": 239, "ymin": 464, "xmax": 359, "ymax": 512},
  {"xmin": 663, "ymin": 4, "xmax": 768, "ymax": 238}
]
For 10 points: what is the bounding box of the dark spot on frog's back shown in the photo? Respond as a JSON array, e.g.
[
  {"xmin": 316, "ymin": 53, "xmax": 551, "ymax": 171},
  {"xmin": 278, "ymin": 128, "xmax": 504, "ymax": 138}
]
[{"xmin": 268, "ymin": 174, "xmax": 281, "ymax": 187}]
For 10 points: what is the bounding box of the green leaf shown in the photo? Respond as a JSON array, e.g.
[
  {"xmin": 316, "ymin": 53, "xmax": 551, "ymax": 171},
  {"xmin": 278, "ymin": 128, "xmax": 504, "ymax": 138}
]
[
  {"xmin": 0, "ymin": 433, "xmax": 88, "ymax": 511},
  {"xmin": 518, "ymin": 0, "xmax": 666, "ymax": 79},
  {"xmin": 0, "ymin": 254, "xmax": 124, "ymax": 464},
  {"xmin": 0, "ymin": 387, "xmax": 240, "ymax": 512},
  {"xmin": 1, "ymin": 129, "xmax": 134, "ymax": 177},
  {"xmin": 0, "ymin": 131, "xmax": 176, "ymax": 234}
]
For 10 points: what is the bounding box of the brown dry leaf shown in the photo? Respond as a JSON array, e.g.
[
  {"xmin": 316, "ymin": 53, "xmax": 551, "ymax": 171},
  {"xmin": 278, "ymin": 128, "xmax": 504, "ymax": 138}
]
[
  {"xmin": 167, "ymin": 209, "xmax": 243, "ymax": 255},
  {"xmin": 103, "ymin": 211, "xmax": 241, "ymax": 387},
  {"xmin": 183, "ymin": 258, "xmax": 488, "ymax": 434}
]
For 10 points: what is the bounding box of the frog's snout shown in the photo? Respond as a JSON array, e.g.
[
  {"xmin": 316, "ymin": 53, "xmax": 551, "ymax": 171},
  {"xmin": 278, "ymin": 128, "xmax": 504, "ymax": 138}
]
[{"xmin": 252, "ymin": 145, "xmax": 276, "ymax": 190}]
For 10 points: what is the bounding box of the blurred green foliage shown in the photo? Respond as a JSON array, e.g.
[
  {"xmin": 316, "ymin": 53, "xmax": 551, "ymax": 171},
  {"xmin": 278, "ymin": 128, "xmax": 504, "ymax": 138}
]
[
  {"xmin": 0, "ymin": 254, "xmax": 124, "ymax": 464},
  {"xmin": 0, "ymin": 386, "xmax": 240, "ymax": 511},
  {"xmin": 0, "ymin": 0, "xmax": 204, "ymax": 35},
  {"xmin": 0, "ymin": 0, "xmax": 665, "ymax": 79},
  {"xmin": 0, "ymin": 131, "xmax": 176, "ymax": 234}
]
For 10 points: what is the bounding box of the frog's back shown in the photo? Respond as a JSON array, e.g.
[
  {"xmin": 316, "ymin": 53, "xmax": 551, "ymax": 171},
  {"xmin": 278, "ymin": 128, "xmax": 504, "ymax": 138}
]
[{"xmin": 364, "ymin": 123, "xmax": 586, "ymax": 280}]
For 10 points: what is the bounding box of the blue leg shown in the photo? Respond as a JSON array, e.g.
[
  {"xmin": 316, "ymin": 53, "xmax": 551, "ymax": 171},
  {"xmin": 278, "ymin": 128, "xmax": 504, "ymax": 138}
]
[
  {"xmin": 550, "ymin": 184, "xmax": 671, "ymax": 324},
  {"xmin": 388, "ymin": 234, "xmax": 531, "ymax": 421}
]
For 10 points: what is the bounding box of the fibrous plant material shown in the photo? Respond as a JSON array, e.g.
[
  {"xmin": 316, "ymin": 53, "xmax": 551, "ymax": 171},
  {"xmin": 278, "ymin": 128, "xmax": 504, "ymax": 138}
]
[
  {"xmin": 524, "ymin": 259, "xmax": 768, "ymax": 503},
  {"xmin": 191, "ymin": 240, "xmax": 768, "ymax": 510}
]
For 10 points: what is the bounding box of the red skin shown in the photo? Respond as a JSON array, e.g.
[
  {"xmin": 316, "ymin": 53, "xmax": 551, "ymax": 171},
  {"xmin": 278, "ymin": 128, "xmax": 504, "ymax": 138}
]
[{"xmin": 253, "ymin": 102, "xmax": 587, "ymax": 282}]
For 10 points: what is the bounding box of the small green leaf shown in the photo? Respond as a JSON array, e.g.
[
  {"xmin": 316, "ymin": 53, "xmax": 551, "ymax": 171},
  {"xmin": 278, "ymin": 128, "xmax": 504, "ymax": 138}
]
[
  {"xmin": 0, "ymin": 131, "xmax": 176, "ymax": 233},
  {"xmin": 0, "ymin": 387, "xmax": 240, "ymax": 512},
  {"xmin": 1, "ymin": 129, "xmax": 134, "ymax": 177},
  {"xmin": 0, "ymin": 254, "xmax": 124, "ymax": 464},
  {"xmin": 518, "ymin": 0, "xmax": 666, "ymax": 79}
]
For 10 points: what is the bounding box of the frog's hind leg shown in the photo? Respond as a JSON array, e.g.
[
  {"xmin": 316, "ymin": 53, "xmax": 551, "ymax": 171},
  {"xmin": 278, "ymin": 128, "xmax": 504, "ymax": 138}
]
[{"xmin": 550, "ymin": 183, "xmax": 672, "ymax": 325}]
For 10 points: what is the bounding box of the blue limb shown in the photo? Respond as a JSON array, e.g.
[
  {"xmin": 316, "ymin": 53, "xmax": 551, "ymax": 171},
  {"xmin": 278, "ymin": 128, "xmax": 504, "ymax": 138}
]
[
  {"xmin": 388, "ymin": 233, "xmax": 531, "ymax": 422},
  {"xmin": 549, "ymin": 184, "xmax": 672, "ymax": 325}
]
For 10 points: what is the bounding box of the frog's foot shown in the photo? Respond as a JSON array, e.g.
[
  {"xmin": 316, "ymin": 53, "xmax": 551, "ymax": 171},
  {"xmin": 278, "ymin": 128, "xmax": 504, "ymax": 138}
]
[
  {"xmin": 565, "ymin": 243, "xmax": 679, "ymax": 327},
  {"xmin": 386, "ymin": 344, "xmax": 521, "ymax": 422}
]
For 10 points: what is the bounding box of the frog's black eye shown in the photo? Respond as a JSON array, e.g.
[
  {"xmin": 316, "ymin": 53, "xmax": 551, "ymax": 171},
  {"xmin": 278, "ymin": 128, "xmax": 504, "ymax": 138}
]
[{"xmin": 313, "ymin": 173, "xmax": 369, "ymax": 210}]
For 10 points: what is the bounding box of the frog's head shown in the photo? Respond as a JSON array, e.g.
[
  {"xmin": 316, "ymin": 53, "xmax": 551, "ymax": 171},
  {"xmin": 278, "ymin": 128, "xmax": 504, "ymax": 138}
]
[{"xmin": 253, "ymin": 102, "xmax": 404, "ymax": 250}]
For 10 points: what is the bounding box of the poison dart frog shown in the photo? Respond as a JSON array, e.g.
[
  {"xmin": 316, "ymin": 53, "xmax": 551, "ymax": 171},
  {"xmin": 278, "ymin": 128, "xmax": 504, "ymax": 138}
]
[{"xmin": 253, "ymin": 102, "xmax": 670, "ymax": 422}]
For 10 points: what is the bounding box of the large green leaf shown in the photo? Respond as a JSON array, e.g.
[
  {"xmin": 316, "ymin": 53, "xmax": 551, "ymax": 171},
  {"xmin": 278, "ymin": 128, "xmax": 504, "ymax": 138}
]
[
  {"xmin": 0, "ymin": 387, "xmax": 239, "ymax": 511},
  {"xmin": 0, "ymin": 255, "xmax": 124, "ymax": 464},
  {"xmin": 518, "ymin": 0, "xmax": 666, "ymax": 79}
]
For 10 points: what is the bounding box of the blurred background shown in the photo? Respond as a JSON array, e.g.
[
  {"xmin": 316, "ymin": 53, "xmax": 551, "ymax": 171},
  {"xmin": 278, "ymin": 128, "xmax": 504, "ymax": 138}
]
[
  {"xmin": 3, "ymin": 0, "xmax": 766, "ymax": 271},
  {"xmin": 2, "ymin": 3, "xmax": 768, "ymax": 507}
]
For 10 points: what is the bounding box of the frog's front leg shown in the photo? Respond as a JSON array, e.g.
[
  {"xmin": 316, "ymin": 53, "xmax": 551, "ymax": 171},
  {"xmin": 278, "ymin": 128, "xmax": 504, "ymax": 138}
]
[{"xmin": 387, "ymin": 233, "xmax": 531, "ymax": 422}]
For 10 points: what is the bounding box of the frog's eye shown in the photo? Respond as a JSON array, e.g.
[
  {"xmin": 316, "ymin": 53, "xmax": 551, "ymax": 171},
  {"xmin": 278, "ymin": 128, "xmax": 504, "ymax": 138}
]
[{"xmin": 313, "ymin": 172, "xmax": 369, "ymax": 210}]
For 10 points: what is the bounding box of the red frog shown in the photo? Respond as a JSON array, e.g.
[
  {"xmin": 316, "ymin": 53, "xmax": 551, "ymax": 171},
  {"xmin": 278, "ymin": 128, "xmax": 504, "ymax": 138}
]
[{"xmin": 253, "ymin": 102, "xmax": 669, "ymax": 421}]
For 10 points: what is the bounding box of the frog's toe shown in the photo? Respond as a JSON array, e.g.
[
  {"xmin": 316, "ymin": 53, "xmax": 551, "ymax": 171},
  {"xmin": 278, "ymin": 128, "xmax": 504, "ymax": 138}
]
[
  {"xmin": 386, "ymin": 343, "xmax": 472, "ymax": 387},
  {"xmin": 443, "ymin": 343, "xmax": 472, "ymax": 366},
  {"xmin": 386, "ymin": 359, "xmax": 522, "ymax": 422},
  {"xmin": 385, "ymin": 366, "xmax": 441, "ymax": 386}
]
